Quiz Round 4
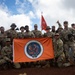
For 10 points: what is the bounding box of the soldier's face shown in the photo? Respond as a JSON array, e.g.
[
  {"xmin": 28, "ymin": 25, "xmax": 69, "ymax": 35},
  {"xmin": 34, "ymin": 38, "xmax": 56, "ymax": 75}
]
[
  {"xmin": 72, "ymin": 25, "xmax": 75, "ymax": 29},
  {"xmin": 1, "ymin": 27, "xmax": 4, "ymax": 32},
  {"xmin": 11, "ymin": 26, "xmax": 16, "ymax": 30},
  {"xmin": 25, "ymin": 27, "xmax": 29, "ymax": 31},
  {"xmin": 21, "ymin": 29, "xmax": 24, "ymax": 32},
  {"xmin": 55, "ymin": 35, "xmax": 59, "ymax": 39},
  {"xmin": 52, "ymin": 27, "xmax": 55, "ymax": 30},
  {"xmin": 34, "ymin": 26, "xmax": 37, "ymax": 30},
  {"xmin": 64, "ymin": 24, "xmax": 68, "ymax": 28}
]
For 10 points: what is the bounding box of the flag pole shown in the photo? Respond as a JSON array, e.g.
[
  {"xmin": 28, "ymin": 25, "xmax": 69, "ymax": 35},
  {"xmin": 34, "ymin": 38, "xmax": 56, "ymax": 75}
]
[{"xmin": 41, "ymin": 12, "xmax": 43, "ymax": 32}]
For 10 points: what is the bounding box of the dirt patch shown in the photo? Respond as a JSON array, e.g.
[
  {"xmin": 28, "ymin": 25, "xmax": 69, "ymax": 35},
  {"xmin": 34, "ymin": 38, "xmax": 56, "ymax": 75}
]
[{"xmin": 0, "ymin": 66, "xmax": 75, "ymax": 75}]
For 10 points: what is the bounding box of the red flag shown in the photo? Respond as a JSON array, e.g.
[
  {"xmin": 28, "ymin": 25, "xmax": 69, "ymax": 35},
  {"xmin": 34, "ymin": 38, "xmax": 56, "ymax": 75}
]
[
  {"xmin": 13, "ymin": 38, "xmax": 54, "ymax": 62},
  {"xmin": 41, "ymin": 15, "xmax": 47, "ymax": 31}
]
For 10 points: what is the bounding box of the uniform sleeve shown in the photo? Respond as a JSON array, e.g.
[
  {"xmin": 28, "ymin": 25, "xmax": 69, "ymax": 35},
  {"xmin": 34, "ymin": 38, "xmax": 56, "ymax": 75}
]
[{"xmin": 57, "ymin": 40, "xmax": 63, "ymax": 55}]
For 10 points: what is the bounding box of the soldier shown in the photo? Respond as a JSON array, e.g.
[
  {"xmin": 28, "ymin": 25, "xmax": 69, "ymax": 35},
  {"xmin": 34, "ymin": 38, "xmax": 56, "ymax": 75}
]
[
  {"xmin": 24, "ymin": 25, "xmax": 35, "ymax": 67},
  {"xmin": 1, "ymin": 38, "xmax": 21, "ymax": 69},
  {"xmin": 24, "ymin": 25, "xmax": 35, "ymax": 38},
  {"xmin": 56, "ymin": 20, "xmax": 63, "ymax": 34},
  {"xmin": 5, "ymin": 23, "xmax": 17, "ymax": 45},
  {"xmin": 59, "ymin": 21, "xmax": 74, "ymax": 62},
  {"xmin": 71, "ymin": 23, "xmax": 75, "ymax": 29},
  {"xmin": 53, "ymin": 33, "xmax": 65, "ymax": 67},
  {"xmin": 71, "ymin": 23, "xmax": 75, "ymax": 39},
  {"xmin": 17, "ymin": 26, "xmax": 25, "ymax": 39},
  {"xmin": 43, "ymin": 26, "xmax": 54, "ymax": 67},
  {"xmin": 43, "ymin": 26, "xmax": 54, "ymax": 38},
  {"xmin": 0, "ymin": 26, "xmax": 7, "ymax": 49},
  {"xmin": 32, "ymin": 24, "xmax": 43, "ymax": 67},
  {"xmin": 51, "ymin": 26, "xmax": 56, "ymax": 35},
  {"xmin": 32, "ymin": 24, "xmax": 42, "ymax": 38},
  {"xmin": 68, "ymin": 34, "xmax": 75, "ymax": 65}
]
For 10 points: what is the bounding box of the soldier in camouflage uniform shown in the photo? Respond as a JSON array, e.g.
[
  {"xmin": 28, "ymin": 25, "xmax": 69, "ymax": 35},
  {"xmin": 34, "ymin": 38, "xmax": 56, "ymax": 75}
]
[
  {"xmin": 53, "ymin": 33, "xmax": 65, "ymax": 67},
  {"xmin": 59, "ymin": 21, "xmax": 74, "ymax": 62},
  {"xmin": 17, "ymin": 26, "xmax": 25, "ymax": 39},
  {"xmin": 32, "ymin": 24, "xmax": 42, "ymax": 38},
  {"xmin": 0, "ymin": 26, "xmax": 7, "ymax": 49},
  {"xmin": 32, "ymin": 24, "xmax": 43, "ymax": 67},
  {"xmin": 24, "ymin": 25, "xmax": 35, "ymax": 67},
  {"xmin": 24, "ymin": 25, "xmax": 35, "ymax": 38},
  {"xmin": 5, "ymin": 23, "xmax": 17, "ymax": 45},
  {"xmin": 42, "ymin": 26, "xmax": 54, "ymax": 67},
  {"xmin": 51, "ymin": 26, "xmax": 56, "ymax": 36},
  {"xmin": 68, "ymin": 34, "xmax": 75, "ymax": 65},
  {"xmin": 43, "ymin": 26, "xmax": 54, "ymax": 38},
  {"xmin": 71, "ymin": 23, "xmax": 75, "ymax": 40},
  {"xmin": 71, "ymin": 23, "xmax": 75, "ymax": 29},
  {"xmin": 56, "ymin": 20, "xmax": 63, "ymax": 34},
  {"xmin": 1, "ymin": 38, "xmax": 21, "ymax": 69}
]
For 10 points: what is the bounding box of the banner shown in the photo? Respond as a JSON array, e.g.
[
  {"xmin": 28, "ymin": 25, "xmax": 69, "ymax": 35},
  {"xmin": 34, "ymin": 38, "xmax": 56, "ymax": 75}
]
[
  {"xmin": 41, "ymin": 15, "xmax": 47, "ymax": 31},
  {"xmin": 13, "ymin": 38, "xmax": 54, "ymax": 62}
]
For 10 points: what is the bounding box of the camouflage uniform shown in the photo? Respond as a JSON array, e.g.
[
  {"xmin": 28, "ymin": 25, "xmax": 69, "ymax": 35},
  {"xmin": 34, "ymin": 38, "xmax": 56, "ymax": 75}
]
[
  {"xmin": 5, "ymin": 23, "xmax": 18, "ymax": 45},
  {"xmin": 43, "ymin": 26, "xmax": 54, "ymax": 38},
  {"xmin": 0, "ymin": 53, "xmax": 6, "ymax": 65},
  {"xmin": 23, "ymin": 25, "xmax": 35, "ymax": 67},
  {"xmin": 6, "ymin": 29, "xmax": 17, "ymax": 39},
  {"xmin": 32, "ymin": 30, "xmax": 42, "ymax": 38},
  {"xmin": 24, "ymin": 31, "xmax": 35, "ymax": 38},
  {"xmin": 17, "ymin": 32, "xmax": 25, "ymax": 39},
  {"xmin": 70, "ymin": 27, "xmax": 75, "ymax": 39},
  {"xmin": 32, "ymin": 24, "xmax": 42, "ymax": 38},
  {"xmin": 24, "ymin": 25, "xmax": 35, "ymax": 38},
  {"xmin": 1, "ymin": 38, "xmax": 21, "ymax": 69},
  {"xmin": 0, "ymin": 27, "xmax": 7, "ymax": 49},
  {"xmin": 68, "ymin": 34, "xmax": 75, "ymax": 65},
  {"xmin": 43, "ymin": 26, "xmax": 54, "ymax": 67},
  {"xmin": 60, "ymin": 28, "xmax": 73, "ymax": 61},
  {"xmin": 43, "ymin": 31, "xmax": 54, "ymax": 38},
  {"xmin": 53, "ymin": 33, "xmax": 65, "ymax": 67},
  {"xmin": 17, "ymin": 26, "xmax": 25, "ymax": 39}
]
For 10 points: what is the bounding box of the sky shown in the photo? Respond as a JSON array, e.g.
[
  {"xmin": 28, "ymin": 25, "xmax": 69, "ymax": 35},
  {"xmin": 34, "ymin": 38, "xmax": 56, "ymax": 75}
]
[{"xmin": 0, "ymin": 0, "xmax": 75, "ymax": 31}]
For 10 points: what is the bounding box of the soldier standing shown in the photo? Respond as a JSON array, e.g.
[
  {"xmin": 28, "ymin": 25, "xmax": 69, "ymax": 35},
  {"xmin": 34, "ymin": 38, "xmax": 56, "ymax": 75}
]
[
  {"xmin": 5, "ymin": 23, "xmax": 17, "ymax": 45},
  {"xmin": 24, "ymin": 25, "xmax": 35, "ymax": 38},
  {"xmin": 24, "ymin": 25, "xmax": 35, "ymax": 67},
  {"xmin": 51, "ymin": 26, "xmax": 56, "ymax": 36},
  {"xmin": 32, "ymin": 24, "xmax": 42, "ymax": 38},
  {"xmin": 17, "ymin": 26, "xmax": 25, "ymax": 39},
  {"xmin": 43, "ymin": 26, "xmax": 54, "ymax": 38},
  {"xmin": 0, "ymin": 26, "xmax": 7, "ymax": 49},
  {"xmin": 68, "ymin": 34, "xmax": 75, "ymax": 65},
  {"xmin": 43, "ymin": 26, "xmax": 54, "ymax": 67},
  {"xmin": 32, "ymin": 24, "xmax": 43, "ymax": 67},
  {"xmin": 71, "ymin": 23, "xmax": 75, "ymax": 29},
  {"xmin": 56, "ymin": 21, "xmax": 63, "ymax": 34},
  {"xmin": 71, "ymin": 23, "xmax": 75, "ymax": 39},
  {"xmin": 60, "ymin": 21, "xmax": 73, "ymax": 62}
]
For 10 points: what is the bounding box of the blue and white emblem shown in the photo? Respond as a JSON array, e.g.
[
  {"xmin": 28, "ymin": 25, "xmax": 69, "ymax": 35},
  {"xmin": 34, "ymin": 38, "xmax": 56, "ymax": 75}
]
[{"xmin": 24, "ymin": 40, "xmax": 43, "ymax": 59}]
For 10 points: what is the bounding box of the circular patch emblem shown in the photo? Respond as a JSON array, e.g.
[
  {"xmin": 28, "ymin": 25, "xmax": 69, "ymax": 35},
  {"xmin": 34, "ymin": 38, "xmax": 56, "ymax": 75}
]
[{"xmin": 24, "ymin": 40, "xmax": 43, "ymax": 59}]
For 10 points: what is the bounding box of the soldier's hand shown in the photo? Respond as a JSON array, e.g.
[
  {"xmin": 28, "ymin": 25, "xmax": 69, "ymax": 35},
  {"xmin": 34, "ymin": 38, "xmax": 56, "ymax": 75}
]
[{"xmin": 56, "ymin": 20, "xmax": 59, "ymax": 24}]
